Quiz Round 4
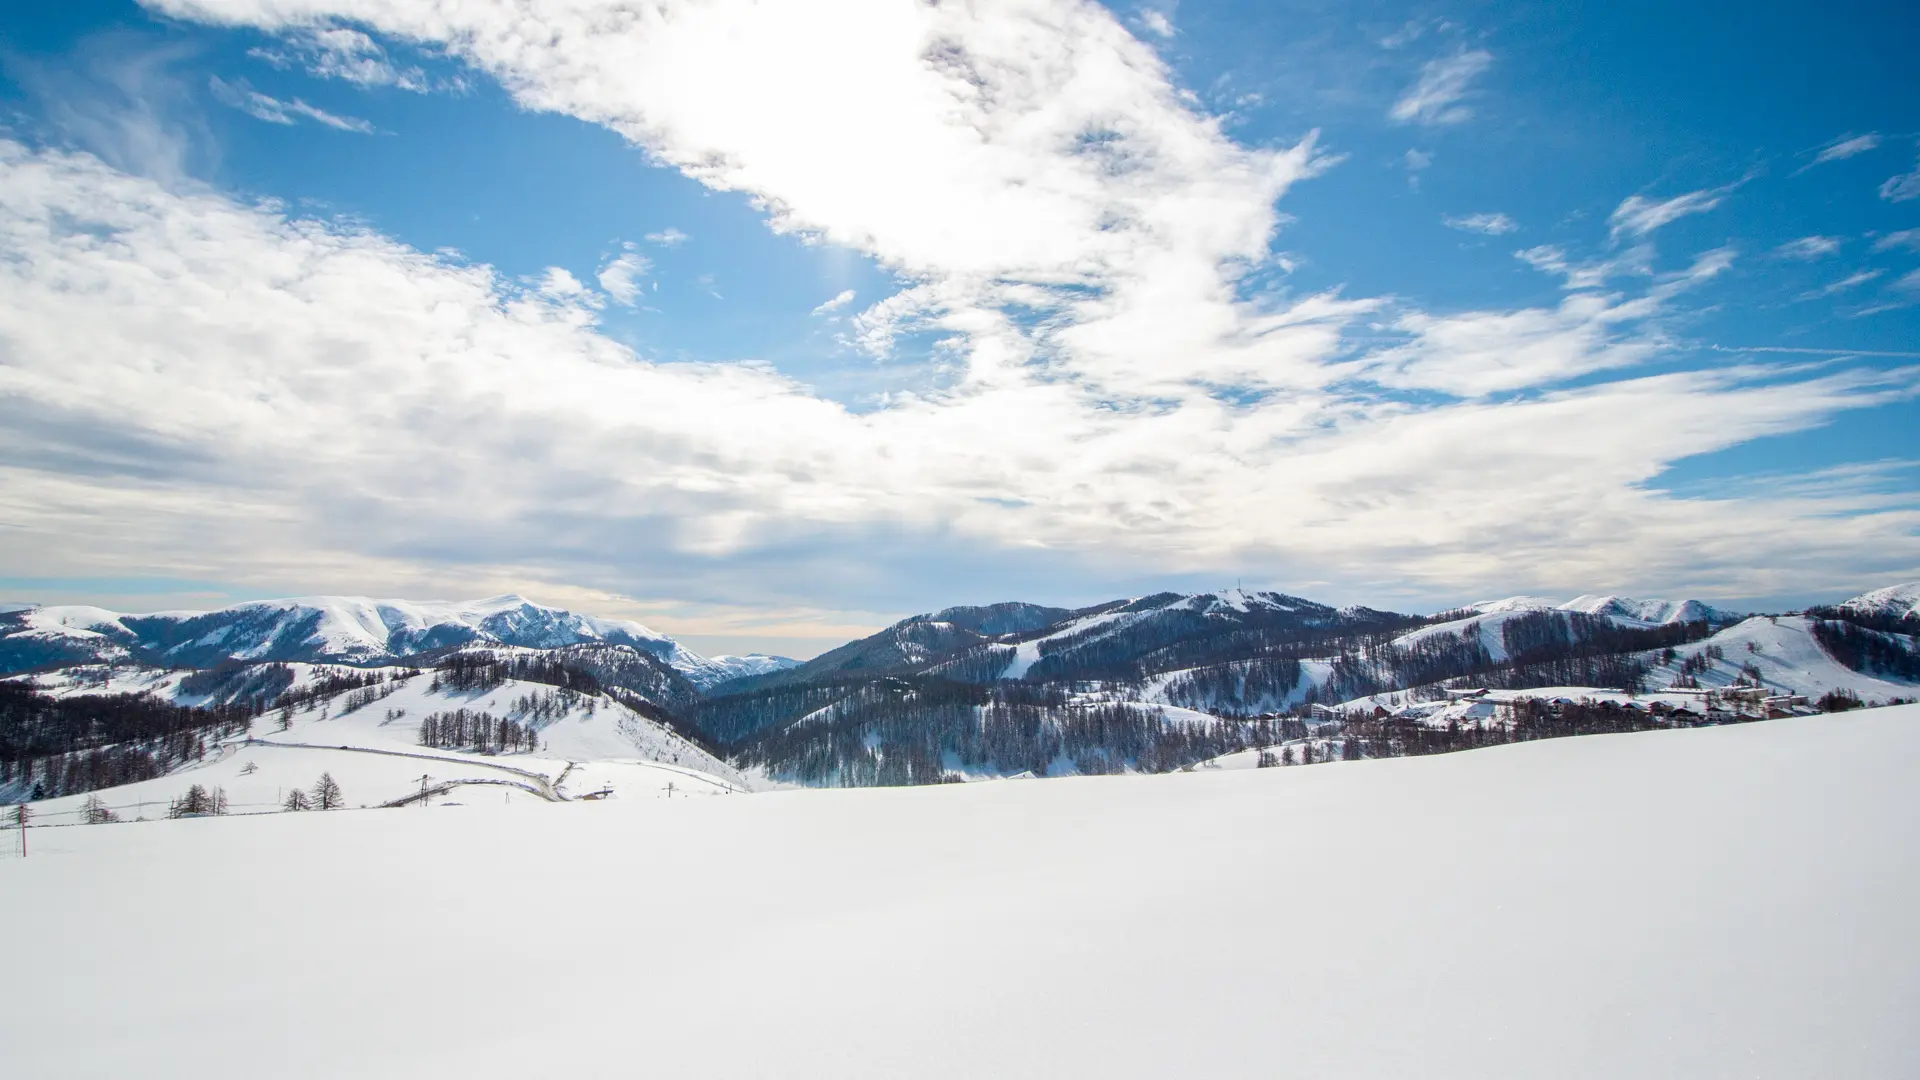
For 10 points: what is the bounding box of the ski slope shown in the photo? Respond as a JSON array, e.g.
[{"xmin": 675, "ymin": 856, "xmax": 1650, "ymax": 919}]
[
  {"xmin": 4, "ymin": 707, "xmax": 1916, "ymax": 1078},
  {"xmin": 1650, "ymin": 614, "xmax": 1918, "ymax": 699}
]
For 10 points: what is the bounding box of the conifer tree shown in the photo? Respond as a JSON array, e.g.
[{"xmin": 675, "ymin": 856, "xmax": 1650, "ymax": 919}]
[{"xmin": 313, "ymin": 772, "xmax": 344, "ymax": 810}]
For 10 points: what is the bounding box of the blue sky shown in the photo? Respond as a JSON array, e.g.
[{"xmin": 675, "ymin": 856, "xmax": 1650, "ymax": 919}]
[{"xmin": 0, "ymin": 0, "xmax": 1916, "ymax": 657}]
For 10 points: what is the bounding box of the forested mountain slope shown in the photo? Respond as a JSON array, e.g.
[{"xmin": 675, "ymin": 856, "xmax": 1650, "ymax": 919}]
[{"xmin": 6, "ymin": 583, "xmax": 1916, "ymax": 795}]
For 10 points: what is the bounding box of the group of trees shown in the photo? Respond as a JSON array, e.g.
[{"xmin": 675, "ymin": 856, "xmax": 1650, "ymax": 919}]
[
  {"xmin": 177, "ymin": 662, "xmax": 296, "ymax": 708},
  {"xmin": 0, "ymin": 683, "xmax": 252, "ymax": 801},
  {"xmin": 726, "ymin": 676, "xmax": 1278, "ymax": 786},
  {"xmin": 417, "ymin": 709, "xmax": 536, "ymax": 754},
  {"xmin": 169, "ymin": 783, "xmax": 230, "ymax": 818},
  {"xmin": 692, "ymin": 678, "xmax": 888, "ymax": 744},
  {"xmin": 272, "ymin": 668, "xmax": 390, "ymax": 720},
  {"xmin": 1158, "ymin": 657, "xmax": 1306, "ymax": 716},
  {"xmin": 506, "ymin": 687, "xmax": 587, "ymax": 725},
  {"xmin": 1805, "ymin": 603, "xmax": 1920, "ymax": 638},
  {"xmin": 429, "ymin": 652, "xmax": 604, "ymax": 696},
  {"xmin": 1335, "ymin": 698, "xmax": 1672, "ymax": 761},
  {"xmin": 1811, "ymin": 620, "xmax": 1920, "ymax": 681},
  {"xmin": 282, "ymin": 772, "xmax": 344, "ymax": 811}
]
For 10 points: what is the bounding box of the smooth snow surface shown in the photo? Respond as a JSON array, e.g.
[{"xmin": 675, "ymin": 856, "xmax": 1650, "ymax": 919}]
[{"xmin": 5, "ymin": 709, "xmax": 1917, "ymax": 1078}]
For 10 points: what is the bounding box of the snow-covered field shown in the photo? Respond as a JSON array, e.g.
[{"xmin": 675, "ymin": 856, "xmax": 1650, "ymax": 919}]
[
  {"xmin": 3, "ymin": 706, "xmax": 1915, "ymax": 1078},
  {"xmin": 13, "ymin": 666, "xmax": 748, "ymax": 819}
]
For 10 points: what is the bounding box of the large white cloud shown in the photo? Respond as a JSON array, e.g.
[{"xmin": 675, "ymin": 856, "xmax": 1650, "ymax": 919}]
[{"xmin": 0, "ymin": 0, "xmax": 1914, "ymax": 634}]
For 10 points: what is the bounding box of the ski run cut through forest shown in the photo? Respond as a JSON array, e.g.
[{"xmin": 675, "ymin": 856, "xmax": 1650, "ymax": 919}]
[{"xmin": 2, "ymin": 582, "xmax": 1917, "ymax": 1075}]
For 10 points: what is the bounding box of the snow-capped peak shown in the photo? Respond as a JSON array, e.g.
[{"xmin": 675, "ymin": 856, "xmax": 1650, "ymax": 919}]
[
  {"xmin": 1468, "ymin": 596, "xmax": 1563, "ymax": 615},
  {"xmin": 1, "ymin": 594, "xmax": 714, "ymax": 677},
  {"xmin": 692, "ymin": 653, "xmax": 803, "ymax": 688},
  {"xmin": 1557, "ymin": 595, "xmax": 1736, "ymax": 626},
  {"xmin": 1841, "ymin": 583, "xmax": 1920, "ymax": 622}
]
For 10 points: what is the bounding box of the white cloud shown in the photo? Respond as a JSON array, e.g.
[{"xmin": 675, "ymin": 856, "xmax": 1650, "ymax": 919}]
[
  {"xmin": 812, "ymin": 289, "xmax": 856, "ymax": 315},
  {"xmin": 1881, "ymin": 155, "xmax": 1920, "ymax": 203},
  {"xmin": 208, "ymin": 75, "xmax": 374, "ymax": 132},
  {"xmin": 1608, "ymin": 187, "xmax": 1727, "ymax": 243},
  {"xmin": 1366, "ymin": 247, "xmax": 1735, "ymax": 397},
  {"xmin": 151, "ymin": 0, "xmax": 1340, "ymax": 403},
  {"xmin": 537, "ymin": 266, "xmax": 594, "ymax": 303},
  {"xmin": 1137, "ymin": 7, "xmax": 1175, "ymax": 39},
  {"xmin": 1897, "ymin": 268, "xmax": 1920, "ymax": 293},
  {"xmin": 1802, "ymin": 132, "xmax": 1881, "ymax": 171},
  {"xmin": 1873, "ymin": 229, "xmax": 1920, "ymax": 253},
  {"xmin": 249, "ymin": 25, "xmax": 434, "ymax": 92},
  {"xmin": 596, "ymin": 246, "xmax": 652, "ymax": 306},
  {"xmin": 1516, "ymin": 243, "xmax": 1654, "ymax": 291},
  {"xmin": 1389, "ymin": 49, "xmax": 1492, "ymax": 126},
  {"xmin": 12, "ymin": 0, "xmax": 1911, "ymax": 615},
  {"xmin": 9, "ymin": 35, "xmax": 214, "ymax": 187},
  {"xmin": 1443, "ymin": 212, "xmax": 1517, "ymax": 236},
  {"xmin": 1402, "ymin": 149, "xmax": 1432, "ymax": 190},
  {"xmin": 1797, "ymin": 270, "xmax": 1883, "ymax": 301},
  {"xmin": 1, "ymin": 138, "xmax": 1911, "ymax": 622},
  {"xmin": 646, "ymin": 227, "xmax": 689, "ymax": 247},
  {"xmin": 1774, "ymin": 235, "xmax": 1841, "ymax": 260},
  {"xmin": 1378, "ymin": 20, "xmax": 1435, "ymax": 50}
]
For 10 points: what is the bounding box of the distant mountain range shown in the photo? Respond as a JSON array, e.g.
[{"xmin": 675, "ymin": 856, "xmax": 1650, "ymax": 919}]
[
  {"xmin": 0, "ymin": 585, "xmax": 1887, "ymax": 692},
  {"xmin": 0, "ymin": 594, "xmax": 797, "ymax": 690},
  {"xmin": 1469, "ymin": 594, "xmax": 1739, "ymax": 626},
  {"xmin": 4, "ymin": 582, "xmax": 1915, "ymax": 791}
]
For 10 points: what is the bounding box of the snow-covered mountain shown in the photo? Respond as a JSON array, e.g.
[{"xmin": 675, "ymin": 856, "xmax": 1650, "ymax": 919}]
[
  {"xmin": 0, "ymin": 594, "xmax": 727, "ymax": 680},
  {"xmin": 1840, "ymin": 582, "xmax": 1920, "ymax": 623},
  {"xmin": 691, "ymin": 653, "xmax": 802, "ymax": 688},
  {"xmin": 1466, "ymin": 594, "xmax": 1740, "ymax": 626},
  {"xmin": 727, "ymin": 601, "xmax": 1073, "ymax": 690},
  {"xmin": 1558, "ymin": 594, "xmax": 1739, "ymax": 626}
]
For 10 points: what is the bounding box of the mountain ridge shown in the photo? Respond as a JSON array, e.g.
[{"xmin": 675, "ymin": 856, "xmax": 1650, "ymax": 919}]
[{"xmin": 0, "ymin": 593, "xmax": 790, "ymax": 690}]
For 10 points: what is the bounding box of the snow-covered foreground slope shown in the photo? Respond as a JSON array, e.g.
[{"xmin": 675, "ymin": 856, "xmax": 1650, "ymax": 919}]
[{"xmin": 5, "ymin": 708, "xmax": 1917, "ymax": 1079}]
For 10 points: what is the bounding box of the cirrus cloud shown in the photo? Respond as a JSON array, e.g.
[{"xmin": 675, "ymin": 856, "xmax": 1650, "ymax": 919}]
[
  {"xmin": 1389, "ymin": 49, "xmax": 1492, "ymax": 126},
  {"xmin": 208, "ymin": 74, "xmax": 374, "ymax": 132},
  {"xmin": 1443, "ymin": 212, "xmax": 1517, "ymax": 236},
  {"xmin": 1608, "ymin": 186, "xmax": 1729, "ymax": 242},
  {"xmin": 1774, "ymin": 235, "xmax": 1841, "ymax": 260}
]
